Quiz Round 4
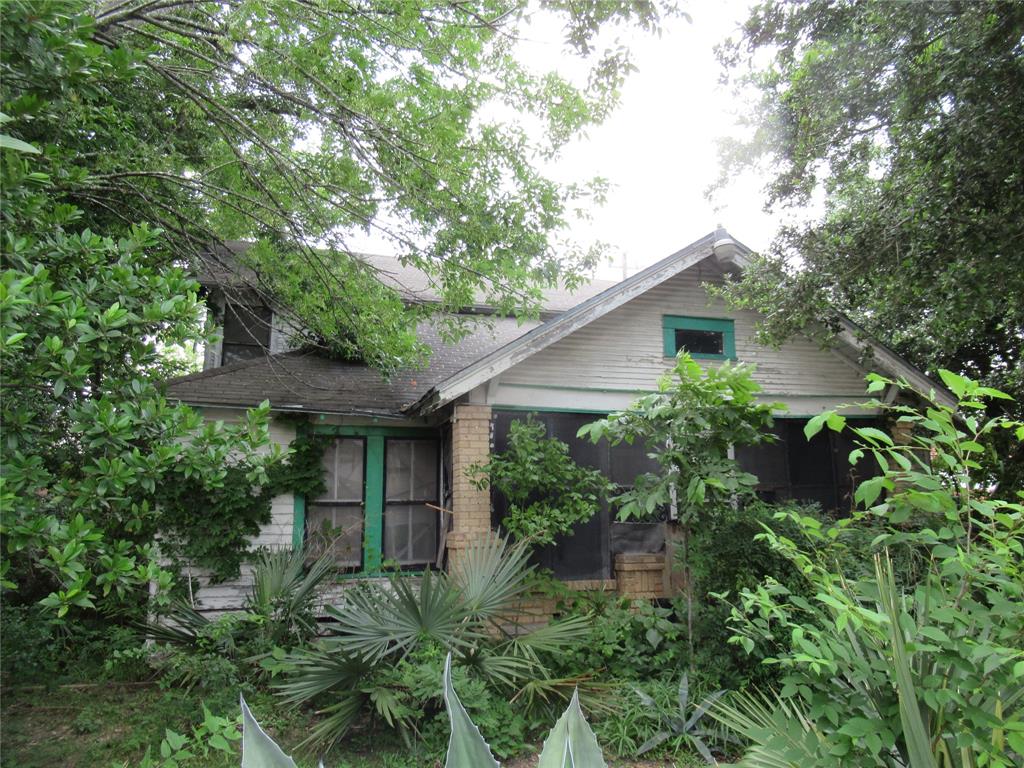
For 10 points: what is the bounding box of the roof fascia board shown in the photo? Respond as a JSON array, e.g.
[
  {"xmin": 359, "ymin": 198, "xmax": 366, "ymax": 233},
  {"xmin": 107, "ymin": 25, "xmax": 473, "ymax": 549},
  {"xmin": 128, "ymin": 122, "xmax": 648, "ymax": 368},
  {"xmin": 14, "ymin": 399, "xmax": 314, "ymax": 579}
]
[{"xmin": 411, "ymin": 233, "xmax": 717, "ymax": 414}]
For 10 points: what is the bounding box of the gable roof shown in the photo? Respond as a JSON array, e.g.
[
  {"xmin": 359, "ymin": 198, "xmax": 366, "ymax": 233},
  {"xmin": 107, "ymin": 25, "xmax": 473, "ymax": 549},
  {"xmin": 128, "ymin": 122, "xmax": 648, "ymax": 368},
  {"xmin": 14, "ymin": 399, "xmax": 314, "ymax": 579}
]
[
  {"xmin": 408, "ymin": 228, "xmax": 954, "ymax": 414},
  {"xmin": 169, "ymin": 229, "xmax": 953, "ymax": 417}
]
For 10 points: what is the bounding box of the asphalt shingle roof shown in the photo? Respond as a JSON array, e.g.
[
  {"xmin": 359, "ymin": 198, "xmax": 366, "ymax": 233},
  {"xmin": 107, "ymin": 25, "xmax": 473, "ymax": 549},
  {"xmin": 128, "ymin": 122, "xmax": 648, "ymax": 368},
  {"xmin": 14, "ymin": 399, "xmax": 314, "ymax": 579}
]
[{"xmin": 165, "ymin": 316, "xmax": 542, "ymax": 416}]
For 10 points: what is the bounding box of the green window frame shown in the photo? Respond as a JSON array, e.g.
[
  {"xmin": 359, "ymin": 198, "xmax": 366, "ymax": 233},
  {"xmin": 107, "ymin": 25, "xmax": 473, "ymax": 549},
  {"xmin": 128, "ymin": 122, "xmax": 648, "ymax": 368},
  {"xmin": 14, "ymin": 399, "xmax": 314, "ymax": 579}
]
[
  {"xmin": 662, "ymin": 315, "xmax": 736, "ymax": 360},
  {"xmin": 292, "ymin": 424, "xmax": 439, "ymax": 576}
]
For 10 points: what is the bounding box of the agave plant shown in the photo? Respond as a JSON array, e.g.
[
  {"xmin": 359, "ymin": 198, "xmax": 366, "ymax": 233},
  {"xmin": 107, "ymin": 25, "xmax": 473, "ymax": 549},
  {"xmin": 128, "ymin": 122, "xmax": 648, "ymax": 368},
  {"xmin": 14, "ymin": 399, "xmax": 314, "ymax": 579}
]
[
  {"xmin": 274, "ymin": 535, "xmax": 595, "ymax": 749},
  {"xmin": 241, "ymin": 653, "xmax": 607, "ymax": 767},
  {"xmin": 634, "ymin": 672, "xmax": 726, "ymax": 763}
]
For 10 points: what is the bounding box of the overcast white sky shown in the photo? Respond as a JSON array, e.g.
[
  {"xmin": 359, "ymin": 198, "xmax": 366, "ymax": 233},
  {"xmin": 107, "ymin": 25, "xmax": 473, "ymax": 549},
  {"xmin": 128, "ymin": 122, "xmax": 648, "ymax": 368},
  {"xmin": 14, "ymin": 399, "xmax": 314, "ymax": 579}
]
[
  {"xmin": 521, "ymin": 1, "xmax": 781, "ymax": 281},
  {"xmin": 347, "ymin": 1, "xmax": 801, "ymax": 282}
]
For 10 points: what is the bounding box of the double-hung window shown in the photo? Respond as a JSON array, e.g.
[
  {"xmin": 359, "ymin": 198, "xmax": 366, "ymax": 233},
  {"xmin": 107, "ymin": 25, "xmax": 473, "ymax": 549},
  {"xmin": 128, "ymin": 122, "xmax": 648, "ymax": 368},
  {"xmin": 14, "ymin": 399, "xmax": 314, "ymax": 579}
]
[
  {"xmin": 662, "ymin": 316, "xmax": 735, "ymax": 360},
  {"xmin": 221, "ymin": 303, "xmax": 272, "ymax": 364},
  {"xmin": 300, "ymin": 429, "xmax": 440, "ymax": 573}
]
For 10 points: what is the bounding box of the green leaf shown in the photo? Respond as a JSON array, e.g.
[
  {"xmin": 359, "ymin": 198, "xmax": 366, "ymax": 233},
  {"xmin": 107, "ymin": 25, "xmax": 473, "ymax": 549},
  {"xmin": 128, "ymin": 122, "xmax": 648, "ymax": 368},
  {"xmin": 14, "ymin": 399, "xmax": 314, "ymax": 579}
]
[
  {"xmin": 537, "ymin": 688, "xmax": 607, "ymax": 768},
  {"xmin": 876, "ymin": 558, "xmax": 938, "ymax": 768},
  {"xmin": 804, "ymin": 412, "xmax": 831, "ymax": 440},
  {"xmin": 443, "ymin": 654, "xmax": 499, "ymax": 768},
  {"xmin": 241, "ymin": 696, "xmax": 298, "ymax": 768},
  {"xmin": 938, "ymin": 369, "xmax": 969, "ymax": 399},
  {"xmin": 826, "ymin": 412, "xmax": 846, "ymax": 432},
  {"xmin": 0, "ymin": 133, "xmax": 41, "ymax": 154}
]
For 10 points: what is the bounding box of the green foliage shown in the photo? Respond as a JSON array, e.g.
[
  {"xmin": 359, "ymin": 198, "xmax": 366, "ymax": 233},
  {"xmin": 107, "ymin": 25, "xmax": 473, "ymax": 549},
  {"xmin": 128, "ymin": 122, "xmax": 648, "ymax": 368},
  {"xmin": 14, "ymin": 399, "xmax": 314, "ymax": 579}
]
[
  {"xmin": 147, "ymin": 547, "xmax": 337, "ymax": 690},
  {"xmin": 580, "ymin": 353, "xmax": 782, "ymax": 662},
  {"xmin": 275, "ymin": 536, "xmax": 593, "ymax": 752},
  {"xmin": 0, "ymin": 604, "xmax": 143, "ymax": 685},
  {"xmin": 633, "ymin": 673, "xmax": 726, "ymax": 763},
  {"xmin": 714, "ymin": 0, "xmax": 1024, "ymax": 486},
  {"xmin": 0, "ymin": 119, "xmax": 280, "ymax": 615},
  {"xmin": 713, "ymin": 373, "xmax": 1024, "ymax": 767},
  {"xmin": 157, "ymin": 434, "xmax": 328, "ymax": 583},
  {"xmin": 1, "ymin": 0, "xmax": 678, "ymax": 371},
  {"xmin": 470, "ymin": 417, "xmax": 612, "ymax": 546},
  {"xmin": 687, "ymin": 500, "xmax": 818, "ymax": 689},
  {"xmin": 580, "ymin": 354, "xmax": 781, "ymax": 523},
  {"xmin": 140, "ymin": 707, "xmax": 243, "ymax": 768},
  {"xmin": 552, "ymin": 592, "xmax": 686, "ymax": 682},
  {"xmin": 244, "ymin": 653, "xmax": 608, "ymax": 767}
]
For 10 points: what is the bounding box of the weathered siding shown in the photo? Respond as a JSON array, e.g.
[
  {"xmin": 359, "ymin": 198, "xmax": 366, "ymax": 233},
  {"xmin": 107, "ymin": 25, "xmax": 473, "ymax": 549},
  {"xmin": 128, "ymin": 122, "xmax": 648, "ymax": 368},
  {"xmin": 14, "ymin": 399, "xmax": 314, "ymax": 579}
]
[
  {"xmin": 181, "ymin": 409, "xmax": 296, "ymax": 614},
  {"xmin": 490, "ymin": 256, "xmax": 875, "ymax": 416}
]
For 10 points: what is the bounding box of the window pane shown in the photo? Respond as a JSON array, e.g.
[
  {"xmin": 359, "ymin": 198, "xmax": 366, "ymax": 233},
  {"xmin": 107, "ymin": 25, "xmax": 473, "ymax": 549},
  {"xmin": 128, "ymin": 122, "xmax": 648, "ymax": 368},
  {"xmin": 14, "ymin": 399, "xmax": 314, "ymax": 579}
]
[
  {"xmin": 306, "ymin": 505, "xmax": 363, "ymax": 567},
  {"xmin": 223, "ymin": 304, "xmax": 272, "ymax": 348},
  {"xmin": 221, "ymin": 343, "xmax": 266, "ymax": 365},
  {"xmin": 385, "ymin": 440, "xmax": 438, "ymax": 501},
  {"xmin": 383, "ymin": 504, "xmax": 438, "ymax": 565},
  {"xmin": 319, "ymin": 439, "xmax": 363, "ymax": 502},
  {"xmin": 675, "ymin": 328, "xmax": 723, "ymax": 356}
]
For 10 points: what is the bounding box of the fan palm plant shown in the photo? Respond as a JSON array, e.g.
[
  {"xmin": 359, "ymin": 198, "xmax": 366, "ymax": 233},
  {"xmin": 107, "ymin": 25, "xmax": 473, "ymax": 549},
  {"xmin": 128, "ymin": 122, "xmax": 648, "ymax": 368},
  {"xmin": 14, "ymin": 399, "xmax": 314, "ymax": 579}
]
[{"xmin": 274, "ymin": 535, "xmax": 595, "ymax": 750}]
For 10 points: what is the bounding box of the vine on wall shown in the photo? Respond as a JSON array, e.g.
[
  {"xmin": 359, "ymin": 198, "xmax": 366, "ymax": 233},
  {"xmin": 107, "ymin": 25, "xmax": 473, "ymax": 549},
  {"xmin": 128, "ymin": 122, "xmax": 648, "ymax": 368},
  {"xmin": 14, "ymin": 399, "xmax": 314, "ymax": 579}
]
[{"xmin": 155, "ymin": 430, "xmax": 328, "ymax": 583}]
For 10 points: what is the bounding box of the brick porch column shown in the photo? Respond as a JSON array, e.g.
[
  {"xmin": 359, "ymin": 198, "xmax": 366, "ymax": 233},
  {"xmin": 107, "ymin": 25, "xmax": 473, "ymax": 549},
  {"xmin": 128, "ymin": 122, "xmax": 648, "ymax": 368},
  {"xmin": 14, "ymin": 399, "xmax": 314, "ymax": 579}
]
[{"xmin": 447, "ymin": 404, "xmax": 493, "ymax": 570}]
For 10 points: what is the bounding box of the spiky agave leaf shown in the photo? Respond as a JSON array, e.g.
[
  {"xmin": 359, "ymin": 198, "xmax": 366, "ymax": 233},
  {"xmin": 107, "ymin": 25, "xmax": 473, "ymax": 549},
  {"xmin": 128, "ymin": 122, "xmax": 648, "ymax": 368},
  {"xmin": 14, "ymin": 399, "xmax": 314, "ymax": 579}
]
[
  {"xmin": 241, "ymin": 695, "xmax": 298, "ymax": 768},
  {"xmin": 536, "ymin": 688, "xmax": 607, "ymax": 768},
  {"xmin": 443, "ymin": 653, "xmax": 501, "ymax": 768}
]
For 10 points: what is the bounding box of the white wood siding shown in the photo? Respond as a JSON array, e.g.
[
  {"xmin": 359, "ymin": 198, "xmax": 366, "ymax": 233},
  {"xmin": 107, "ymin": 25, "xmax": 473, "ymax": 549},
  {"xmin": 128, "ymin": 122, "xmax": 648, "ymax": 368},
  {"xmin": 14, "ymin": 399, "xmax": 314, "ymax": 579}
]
[
  {"xmin": 179, "ymin": 410, "xmax": 297, "ymax": 614},
  {"xmin": 491, "ymin": 256, "xmax": 875, "ymax": 416}
]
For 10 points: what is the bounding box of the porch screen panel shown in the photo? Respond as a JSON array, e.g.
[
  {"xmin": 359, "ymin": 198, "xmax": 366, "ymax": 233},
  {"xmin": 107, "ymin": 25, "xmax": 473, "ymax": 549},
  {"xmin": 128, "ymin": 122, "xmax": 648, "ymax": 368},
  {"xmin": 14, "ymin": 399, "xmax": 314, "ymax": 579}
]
[
  {"xmin": 383, "ymin": 439, "xmax": 439, "ymax": 566},
  {"xmin": 491, "ymin": 411, "xmax": 613, "ymax": 580},
  {"xmin": 307, "ymin": 438, "xmax": 364, "ymax": 567}
]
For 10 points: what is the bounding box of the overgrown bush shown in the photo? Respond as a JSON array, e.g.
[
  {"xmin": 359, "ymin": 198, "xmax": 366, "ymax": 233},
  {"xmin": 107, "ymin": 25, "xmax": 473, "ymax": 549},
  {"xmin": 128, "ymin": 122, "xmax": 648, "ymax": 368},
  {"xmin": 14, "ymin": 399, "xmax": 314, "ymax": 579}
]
[
  {"xmin": 0, "ymin": 604, "xmax": 142, "ymax": 685},
  {"xmin": 580, "ymin": 353, "xmax": 782, "ymax": 662},
  {"xmin": 551, "ymin": 592, "xmax": 686, "ymax": 682},
  {"xmin": 470, "ymin": 416, "xmax": 612, "ymax": 546},
  {"xmin": 687, "ymin": 499, "xmax": 818, "ymax": 689},
  {"xmin": 245, "ymin": 653, "xmax": 608, "ymax": 767},
  {"xmin": 712, "ymin": 371, "xmax": 1024, "ymax": 767}
]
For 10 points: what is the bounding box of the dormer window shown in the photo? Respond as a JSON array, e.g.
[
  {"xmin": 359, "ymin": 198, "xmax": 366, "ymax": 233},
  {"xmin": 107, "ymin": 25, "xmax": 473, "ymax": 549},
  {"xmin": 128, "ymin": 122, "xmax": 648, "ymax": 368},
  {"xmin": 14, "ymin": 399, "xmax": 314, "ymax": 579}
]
[
  {"xmin": 662, "ymin": 316, "xmax": 735, "ymax": 360},
  {"xmin": 222, "ymin": 303, "xmax": 272, "ymax": 364}
]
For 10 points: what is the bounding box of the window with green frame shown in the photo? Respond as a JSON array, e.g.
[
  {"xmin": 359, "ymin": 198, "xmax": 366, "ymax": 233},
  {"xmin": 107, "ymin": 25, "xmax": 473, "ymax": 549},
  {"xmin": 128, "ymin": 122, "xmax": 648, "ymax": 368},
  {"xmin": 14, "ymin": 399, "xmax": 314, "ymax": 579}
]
[
  {"xmin": 662, "ymin": 315, "xmax": 736, "ymax": 360},
  {"xmin": 295, "ymin": 426, "xmax": 440, "ymax": 575}
]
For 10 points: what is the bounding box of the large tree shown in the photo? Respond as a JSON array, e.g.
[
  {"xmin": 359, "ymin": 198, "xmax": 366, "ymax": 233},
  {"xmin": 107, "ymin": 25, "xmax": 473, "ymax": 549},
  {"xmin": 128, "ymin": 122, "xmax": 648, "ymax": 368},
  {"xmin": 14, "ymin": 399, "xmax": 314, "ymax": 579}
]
[
  {"xmin": 713, "ymin": 1, "xmax": 1024, "ymax": 483},
  {"xmin": 3, "ymin": 0, "xmax": 677, "ymax": 369},
  {"xmin": 0, "ymin": 0, "xmax": 675, "ymax": 616}
]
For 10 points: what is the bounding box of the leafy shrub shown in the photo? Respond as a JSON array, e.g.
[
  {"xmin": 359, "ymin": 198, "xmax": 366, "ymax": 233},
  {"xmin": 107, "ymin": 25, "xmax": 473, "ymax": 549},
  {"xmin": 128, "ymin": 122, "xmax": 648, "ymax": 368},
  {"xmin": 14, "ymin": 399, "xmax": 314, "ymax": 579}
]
[
  {"xmin": 712, "ymin": 372, "xmax": 1024, "ymax": 767},
  {"xmin": 551, "ymin": 591, "xmax": 685, "ymax": 682},
  {"xmin": 146, "ymin": 546, "xmax": 336, "ymax": 688},
  {"xmin": 471, "ymin": 416, "xmax": 612, "ymax": 546},
  {"xmin": 0, "ymin": 605, "xmax": 143, "ymax": 684},
  {"xmin": 580, "ymin": 354, "xmax": 782, "ymax": 661},
  {"xmin": 687, "ymin": 499, "xmax": 818, "ymax": 689}
]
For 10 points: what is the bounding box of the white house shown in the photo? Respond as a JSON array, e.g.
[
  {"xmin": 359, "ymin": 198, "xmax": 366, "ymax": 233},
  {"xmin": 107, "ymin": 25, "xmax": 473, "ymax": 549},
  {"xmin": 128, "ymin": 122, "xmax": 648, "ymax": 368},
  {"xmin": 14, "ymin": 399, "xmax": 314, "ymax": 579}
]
[{"xmin": 166, "ymin": 228, "xmax": 949, "ymax": 611}]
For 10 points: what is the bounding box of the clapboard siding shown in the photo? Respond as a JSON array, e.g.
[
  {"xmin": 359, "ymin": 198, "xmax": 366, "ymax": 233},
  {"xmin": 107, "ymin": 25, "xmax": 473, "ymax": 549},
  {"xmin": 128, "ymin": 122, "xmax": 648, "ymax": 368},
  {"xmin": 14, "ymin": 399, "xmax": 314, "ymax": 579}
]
[
  {"xmin": 178, "ymin": 410, "xmax": 297, "ymax": 614},
  {"xmin": 499, "ymin": 257, "xmax": 869, "ymax": 400}
]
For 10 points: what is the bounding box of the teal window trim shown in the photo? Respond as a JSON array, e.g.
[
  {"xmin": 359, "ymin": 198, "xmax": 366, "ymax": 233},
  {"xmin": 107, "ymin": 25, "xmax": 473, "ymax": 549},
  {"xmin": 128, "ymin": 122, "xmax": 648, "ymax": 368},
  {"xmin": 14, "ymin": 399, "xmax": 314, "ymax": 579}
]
[
  {"xmin": 293, "ymin": 424, "xmax": 439, "ymax": 577},
  {"xmin": 662, "ymin": 315, "xmax": 736, "ymax": 360}
]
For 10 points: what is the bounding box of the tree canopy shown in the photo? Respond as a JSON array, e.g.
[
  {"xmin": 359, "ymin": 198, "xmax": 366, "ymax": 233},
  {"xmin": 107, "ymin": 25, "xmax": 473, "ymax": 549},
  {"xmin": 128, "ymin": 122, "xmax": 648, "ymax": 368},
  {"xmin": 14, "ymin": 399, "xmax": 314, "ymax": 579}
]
[
  {"xmin": 2, "ymin": 0, "xmax": 677, "ymax": 370},
  {"xmin": 0, "ymin": 0, "xmax": 676, "ymax": 616},
  {"xmin": 713, "ymin": 0, "xmax": 1024, "ymax": 482}
]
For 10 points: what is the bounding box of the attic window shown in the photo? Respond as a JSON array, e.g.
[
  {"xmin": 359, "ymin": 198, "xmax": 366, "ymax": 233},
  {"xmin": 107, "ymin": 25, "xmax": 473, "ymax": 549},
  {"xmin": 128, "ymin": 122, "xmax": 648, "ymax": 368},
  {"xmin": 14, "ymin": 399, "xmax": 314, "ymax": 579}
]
[
  {"xmin": 222, "ymin": 303, "xmax": 272, "ymax": 364},
  {"xmin": 662, "ymin": 316, "xmax": 735, "ymax": 360}
]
